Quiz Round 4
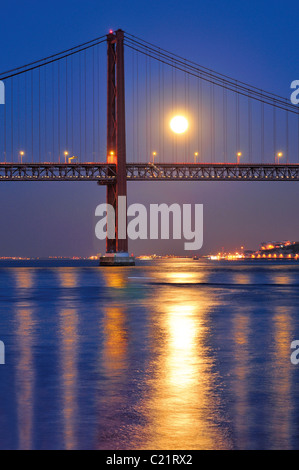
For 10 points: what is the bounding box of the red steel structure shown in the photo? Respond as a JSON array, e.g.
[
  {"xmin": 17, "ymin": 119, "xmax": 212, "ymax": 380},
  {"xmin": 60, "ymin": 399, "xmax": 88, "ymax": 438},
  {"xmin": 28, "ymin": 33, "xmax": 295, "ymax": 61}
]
[{"xmin": 106, "ymin": 30, "xmax": 128, "ymax": 255}]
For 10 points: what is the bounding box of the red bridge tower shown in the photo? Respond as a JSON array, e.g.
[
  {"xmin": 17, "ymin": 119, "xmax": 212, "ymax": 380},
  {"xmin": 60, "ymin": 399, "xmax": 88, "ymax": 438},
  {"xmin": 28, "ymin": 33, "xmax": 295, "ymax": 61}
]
[{"xmin": 100, "ymin": 29, "xmax": 135, "ymax": 266}]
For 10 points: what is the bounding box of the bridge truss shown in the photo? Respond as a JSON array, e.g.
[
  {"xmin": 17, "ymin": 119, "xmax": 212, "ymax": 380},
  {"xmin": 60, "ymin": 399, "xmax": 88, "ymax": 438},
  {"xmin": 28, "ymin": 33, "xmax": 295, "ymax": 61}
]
[{"xmin": 1, "ymin": 163, "xmax": 299, "ymax": 182}]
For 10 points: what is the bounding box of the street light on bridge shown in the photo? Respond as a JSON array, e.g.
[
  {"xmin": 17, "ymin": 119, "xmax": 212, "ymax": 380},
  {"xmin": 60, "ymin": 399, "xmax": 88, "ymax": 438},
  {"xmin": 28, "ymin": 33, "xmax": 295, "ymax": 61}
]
[
  {"xmin": 107, "ymin": 151, "xmax": 117, "ymax": 164},
  {"xmin": 237, "ymin": 151, "xmax": 242, "ymax": 164},
  {"xmin": 194, "ymin": 152, "xmax": 199, "ymax": 163},
  {"xmin": 64, "ymin": 151, "xmax": 69, "ymax": 163},
  {"xmin": 152, "ymin": 151, "xmax": 157, "ymax": 164},
  {"xmin": 19, "ymin": 151, "xmax": 25, "ymax": 164},
  {"xmin": 276, "ymin": 152, "xmax": 283, "ymax": 164}
]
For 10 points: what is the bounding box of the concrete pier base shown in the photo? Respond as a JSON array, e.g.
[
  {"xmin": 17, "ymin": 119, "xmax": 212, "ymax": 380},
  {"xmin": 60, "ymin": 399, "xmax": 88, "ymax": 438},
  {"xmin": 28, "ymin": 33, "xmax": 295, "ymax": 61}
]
[{"xmin": 99, "ymin": 252, "xmax": 135, "ymax": 267}]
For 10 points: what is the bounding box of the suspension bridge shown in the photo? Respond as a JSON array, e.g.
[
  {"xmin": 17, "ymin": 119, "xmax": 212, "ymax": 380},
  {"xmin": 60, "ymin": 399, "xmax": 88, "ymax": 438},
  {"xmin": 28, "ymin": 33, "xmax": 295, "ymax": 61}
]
[{"xmin": 1, "ymin": 29, "xmax": 298, "ymax": 264}]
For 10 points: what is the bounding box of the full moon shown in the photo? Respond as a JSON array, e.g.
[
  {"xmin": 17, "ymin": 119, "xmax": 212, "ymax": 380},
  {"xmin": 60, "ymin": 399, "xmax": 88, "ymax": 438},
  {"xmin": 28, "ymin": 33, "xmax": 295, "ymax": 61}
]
[{"xmin": 170, "ymin": 115, "xmax": 189, "ymax": 134}]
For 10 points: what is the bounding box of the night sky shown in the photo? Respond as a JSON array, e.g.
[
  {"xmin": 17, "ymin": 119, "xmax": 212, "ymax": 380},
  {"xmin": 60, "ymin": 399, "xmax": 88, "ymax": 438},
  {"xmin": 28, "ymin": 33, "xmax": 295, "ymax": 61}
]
[{"xmin": 0, "ymin": 0, "xmax": 298, "ymax": 257}]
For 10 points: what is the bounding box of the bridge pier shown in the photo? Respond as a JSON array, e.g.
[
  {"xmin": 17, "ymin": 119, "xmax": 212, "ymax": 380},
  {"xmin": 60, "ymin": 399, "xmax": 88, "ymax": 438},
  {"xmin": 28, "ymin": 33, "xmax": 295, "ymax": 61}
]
[
  {"xmin": 100, "ymin": 252, "xmax": 135, "ymax": 266},
  {"xmin": 100, "ymin": 29, "xmax": 135, "ymax": 267}
]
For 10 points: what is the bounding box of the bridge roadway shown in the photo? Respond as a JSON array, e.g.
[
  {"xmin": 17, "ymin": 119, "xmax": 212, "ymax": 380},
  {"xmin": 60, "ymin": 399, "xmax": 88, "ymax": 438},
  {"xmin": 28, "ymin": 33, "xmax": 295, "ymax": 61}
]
[{"xmin": 1, "ymin": 162, "xmax": 299, "ymax": 182}]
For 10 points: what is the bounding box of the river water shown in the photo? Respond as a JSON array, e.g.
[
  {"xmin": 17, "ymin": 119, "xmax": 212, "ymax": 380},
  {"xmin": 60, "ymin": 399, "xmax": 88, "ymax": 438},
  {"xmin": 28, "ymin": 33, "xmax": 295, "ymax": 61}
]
[{"xmin": 0, "ymin": 258, "xmax": 299, "ymax": 450}]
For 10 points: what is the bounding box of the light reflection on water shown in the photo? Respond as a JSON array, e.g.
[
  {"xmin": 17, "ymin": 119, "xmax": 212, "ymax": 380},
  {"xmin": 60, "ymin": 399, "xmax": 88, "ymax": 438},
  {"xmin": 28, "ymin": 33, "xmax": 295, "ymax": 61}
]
[
  {"xmin": 15, "ymin": 304, "xmax": 35, "ymax": 450},
  {"xmin": 0, "ymin": 260, "xmax": 299, "ymax": 449},
  {"xmin": 142, "ymin": 290, "xmax": 229, "ymax": 450},
  {"xmin": 60, "ymin": 306, "xmax": 79, "ymax": 450}
]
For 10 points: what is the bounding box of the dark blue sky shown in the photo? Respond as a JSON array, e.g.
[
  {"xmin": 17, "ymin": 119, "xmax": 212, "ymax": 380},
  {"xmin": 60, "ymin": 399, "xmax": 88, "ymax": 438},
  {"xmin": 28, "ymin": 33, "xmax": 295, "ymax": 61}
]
[{"xmin": 0, "ymin": 0, "xmax": 298, "ymax": 257}]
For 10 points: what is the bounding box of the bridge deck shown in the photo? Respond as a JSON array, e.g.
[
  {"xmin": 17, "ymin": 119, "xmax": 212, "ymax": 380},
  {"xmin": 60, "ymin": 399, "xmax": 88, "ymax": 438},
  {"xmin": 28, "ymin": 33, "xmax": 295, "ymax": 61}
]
[{"xmin": 1, "ymin": 163, "xmax": 299, "ymax": 182}]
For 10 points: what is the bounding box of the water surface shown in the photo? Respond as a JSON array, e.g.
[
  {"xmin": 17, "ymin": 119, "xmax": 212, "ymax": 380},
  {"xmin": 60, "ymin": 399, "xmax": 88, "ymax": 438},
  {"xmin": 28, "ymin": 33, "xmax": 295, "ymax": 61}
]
[{"xmin": 0, "ymin": 259, "xmax": 299, "ymax": 450}]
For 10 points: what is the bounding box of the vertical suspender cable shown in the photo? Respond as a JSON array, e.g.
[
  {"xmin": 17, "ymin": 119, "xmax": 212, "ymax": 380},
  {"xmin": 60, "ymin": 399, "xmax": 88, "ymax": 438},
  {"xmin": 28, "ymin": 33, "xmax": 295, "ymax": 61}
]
[
  {"xmin": 31, "ymin": 72, "xmax": 34, "ymax": 162},
  {"xmin": 4, "ymin": 80, "xmax": 6, "ymax": 162},
  {"xmin": 162, "ymin": 62, "xmax": 165, "ymax": 162},
  {"xmin": 71, "ymin": 55, "xmax": 73, "ymax": 156},
  {"xmin": 136, "ymin": 53, "xmax": 139, "ymax": 161},
  {"xmin": 85, "ymin": 51, "xmax": 87, "ymax": 162},
  {"xmin": 187, "ymin": 72, "xmax": 190, "ymax": 161},
  {"xmin": 286, "ymin": 106, "xmax": 289, "ymax": 164},
  {"xmin": 25, "ymin": 74, "xmax": 27, "ymax": 162},
  {"xmin": 184, "ymin": 61, "xmax": 187, "ymax": 162},
  {"xmin": 66, "ymin": 57, "xmax": 68, "ymax": 156},
  {"xmin": 149, "ymin": 55, "xmax": 152, "ymax": 161},
  {"xmin": 39, "ymin": 68, "xmax": 41, "ymax": 162},
  {"xmin": 223, "ymin": 87, "xmax": 227, "ymax": 162},
  {"xmin": 97, "ymin": 45, "xmax": 100, "ymax": 160},
  {"xmin": 238, "ymin": 92, "xmax": 240, "ymax": 156},
  {"xmin": 200, "ymin": 79, "xmax": 203, "ymax": 162},
  {"xmin": 45, "ymin": 67, "xmax": 47, "ymax": 160},
  {"xmin": 11, "ymin": 79, "xmax": 13, "ymax": 162},
  {"xmin": 17, "ymin": 78, "xmax": 20, "ymax": 154},
  {"xmin": 197, "ymin": 78, "xmax": 199, "ymax": 161},
  {"xmin": 145, "ymin": 54, "xmax": 148, "ymax": 160},
  {"xmin": 132, "ymin": 50, "xmax": 135, "ymax": 162},
  {"xmin": 273, "ymin": 105, "xmax": 276, "ymax": 162},
  {"xmin": 261, "ymin": 101, "xmax": 264, "ymax": 163},
  {"xmin": 79, "ymin": 54, "xmax": 82, "ymax": 161},
  {"xmin": 58, "ymin": 62, "xmax": 60, "ymax": 163},
  {"xmin": 248, "ymin": 95, "xmax": 252, "ymax": 162},
  {"xmin": 158, "ymin": 51, "xmax": 161, "ymax": 161},
  {"xmin": 210, "ymin": 83, "xmax": 213, "ymax": 162},
  {"xmin": 212, "ymin": 83, "xmax": 215, "ymax": 162},
  {"xmin": 92, "ymin": 49, "xmax": 95, "ymax": 161},
  {"xmin": 52, "ymin": 64, "xmax": 55, "ymax": 162},
  {"xmin": 172, "ymin": 58, "xmax": 174, "ymax": 161}
]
